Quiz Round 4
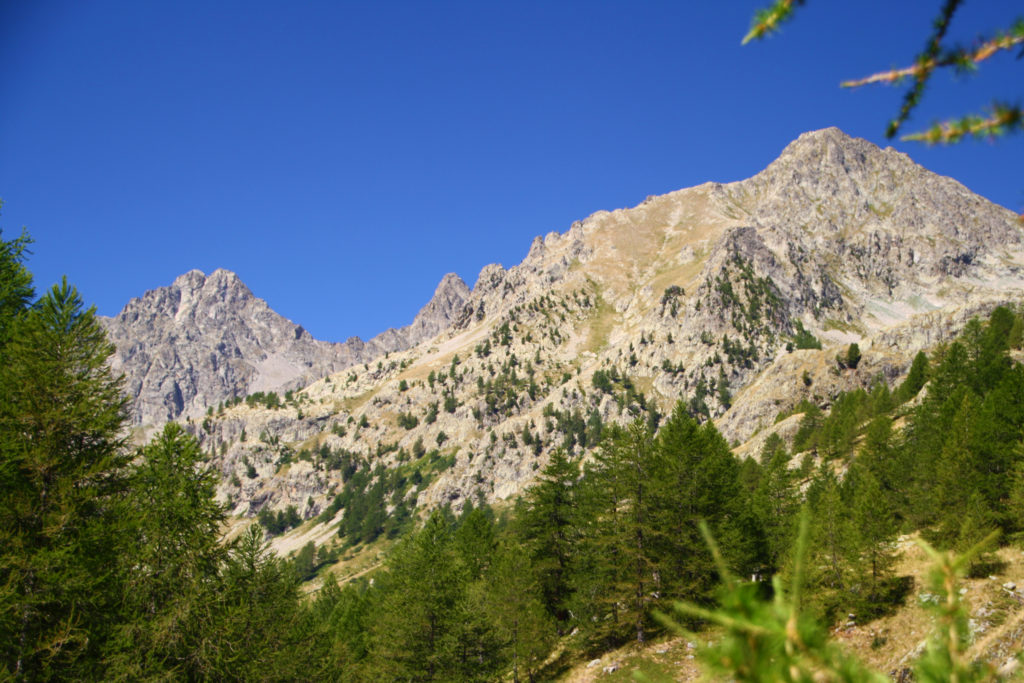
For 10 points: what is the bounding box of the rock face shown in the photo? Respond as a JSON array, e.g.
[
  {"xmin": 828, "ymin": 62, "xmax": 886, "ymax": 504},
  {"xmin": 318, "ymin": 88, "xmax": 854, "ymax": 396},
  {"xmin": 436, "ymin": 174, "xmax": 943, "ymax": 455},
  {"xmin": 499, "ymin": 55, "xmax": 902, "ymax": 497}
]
[
  {"xmin": 102, "ymin": 269, "xmax": 469, "ymax": 426},
  {"xmin": 109, "ymin": 127, "xmax": 1024, "ymax": 524}
]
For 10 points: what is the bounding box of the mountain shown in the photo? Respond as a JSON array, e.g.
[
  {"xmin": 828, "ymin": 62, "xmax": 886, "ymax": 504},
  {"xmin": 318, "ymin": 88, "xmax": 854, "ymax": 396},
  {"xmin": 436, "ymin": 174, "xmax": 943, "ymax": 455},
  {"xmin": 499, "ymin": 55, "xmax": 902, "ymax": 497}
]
[
  {"xmin": 101, "ymin": 268, "xmax": 470, "ymax": 428},
  {"xmin": 107, "ymin": 127, "xmax": 1024, "ymax": 526}
]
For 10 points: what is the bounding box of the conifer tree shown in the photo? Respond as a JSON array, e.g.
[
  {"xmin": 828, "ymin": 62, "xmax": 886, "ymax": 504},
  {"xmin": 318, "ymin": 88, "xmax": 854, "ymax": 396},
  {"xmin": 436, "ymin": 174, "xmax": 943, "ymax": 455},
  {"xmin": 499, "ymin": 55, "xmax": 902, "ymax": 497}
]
[
  {"xmin": 571, "ymin": 419, "xmax": 658, "ymax": 645},
  {"xmin": 0, "ymin": 223, "xmax": 34, "ymax": 346},
  {"xmin": 751, "ymin": 435, "xmax": 800, "ymax": 574},
  {"xmin": 805, "ymin": 468, "xmax": 856, "ymax": 620},
  {"xmin": 515, "ymin": 449, "xmax": 581, "ymax": 621},
  {"xmin": 0, "ymin": 279, "xmax": 130, "ymax": 678},
  {"xmin": 653, "ymin": 403, "xmax": 748, "ymax": 602},
  {"xmin": 895, "ymin": 350, "xmax": 929, "ymax": 404},
  {"xmin": 857, "ymin": 415, "xmax": 909, "ymax": 519},
  {"xmin": 455, "ymin": 504, "xmax": 497, "ymax": 581},
  {"xmin": 369, "ymin": 512, "xmax": 500, "ymax": 681},
  {"xmin": 105, "ymin": 423, "xmax": 228, "ymax": 678},
  {"xmin": 846, "ymin": 464, "xmax": 898, "ymax": 612},
  {"xmin": 932, "ymin": 392, "xmax": 980, "ymax": 545},
  {"xmin": 199, "ymin": 524, "xmax": 307, "ymax": 680},
  {"xmin": 481, "ymin": 540, "xmax": 556, "ymax": 683}
]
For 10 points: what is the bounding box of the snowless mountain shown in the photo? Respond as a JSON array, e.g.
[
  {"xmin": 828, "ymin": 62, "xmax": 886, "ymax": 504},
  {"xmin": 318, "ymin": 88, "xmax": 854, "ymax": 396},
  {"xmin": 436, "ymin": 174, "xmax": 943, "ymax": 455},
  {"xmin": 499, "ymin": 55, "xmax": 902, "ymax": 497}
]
[{"xmin": 104, "ymin": 128, "xmax": 1024, "ymax": 522}]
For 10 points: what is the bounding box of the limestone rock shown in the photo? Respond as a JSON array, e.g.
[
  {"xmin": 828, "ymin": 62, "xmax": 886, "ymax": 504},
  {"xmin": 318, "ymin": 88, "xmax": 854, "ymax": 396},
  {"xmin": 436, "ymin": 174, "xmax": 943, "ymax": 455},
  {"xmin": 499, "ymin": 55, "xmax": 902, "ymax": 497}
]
[
  {"xmin": 103, "ymin": 269, "xmax": 469, "ymax": 426},
  {"xmin": 111, "ymin": 128, "xmax": 1024, "ymax": 522}
]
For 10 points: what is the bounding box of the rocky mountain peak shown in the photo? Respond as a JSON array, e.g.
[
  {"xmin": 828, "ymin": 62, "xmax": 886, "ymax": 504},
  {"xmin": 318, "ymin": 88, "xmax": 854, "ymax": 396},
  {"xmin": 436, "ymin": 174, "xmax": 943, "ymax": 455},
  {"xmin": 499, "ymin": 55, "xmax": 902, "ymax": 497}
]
[
  {"xmin": 103, "ymin": 269, "xmax": 470, "ymax": 429},
  {"xmin": 103, "ymin": 128, "xmax": 1024, "ymax": 524}
]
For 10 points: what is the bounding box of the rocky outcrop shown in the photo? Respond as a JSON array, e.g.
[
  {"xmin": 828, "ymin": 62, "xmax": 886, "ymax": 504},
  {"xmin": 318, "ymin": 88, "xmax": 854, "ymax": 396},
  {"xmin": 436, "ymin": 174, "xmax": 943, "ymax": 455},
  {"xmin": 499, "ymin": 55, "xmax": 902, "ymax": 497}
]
[
  {"xmin": 102, "ymin": 269, "xmax": 469, "ymax": 426},
  {"xmin": 114, "ymin": 128, "xmax": 1024, "ymax": 522}
]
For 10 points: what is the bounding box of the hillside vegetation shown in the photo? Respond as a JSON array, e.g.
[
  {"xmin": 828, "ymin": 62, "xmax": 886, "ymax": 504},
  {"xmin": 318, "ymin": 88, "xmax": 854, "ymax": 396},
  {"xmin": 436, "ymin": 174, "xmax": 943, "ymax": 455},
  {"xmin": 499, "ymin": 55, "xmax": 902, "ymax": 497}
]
[{"xmin": 5, "ymin": 128, "xmax": 1024, "ymax": 679}]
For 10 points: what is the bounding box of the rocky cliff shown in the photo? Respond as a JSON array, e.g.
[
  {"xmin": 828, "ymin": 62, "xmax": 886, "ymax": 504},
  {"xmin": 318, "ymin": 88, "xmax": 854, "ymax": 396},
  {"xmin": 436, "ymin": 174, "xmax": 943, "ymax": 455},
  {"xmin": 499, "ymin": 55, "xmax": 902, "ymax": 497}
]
[
  {"xmin": 108, "ymin": 128, "xmax": 1024, "ymax": 528},
  {"xmin": 102, "ymin": 269, "xmax": 469, "ymax": 427}
]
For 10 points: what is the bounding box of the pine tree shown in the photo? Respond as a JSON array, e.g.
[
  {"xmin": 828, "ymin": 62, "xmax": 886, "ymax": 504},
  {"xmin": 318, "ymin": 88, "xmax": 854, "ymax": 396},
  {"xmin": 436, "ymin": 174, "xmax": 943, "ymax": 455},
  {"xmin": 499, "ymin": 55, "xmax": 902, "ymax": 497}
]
[
  {"xmin": 515, "ymin": 449, "xmax": 581, "ymax": 621},
  {"xmin": 0, "ymin": 279, "xmax": 130, "ymax": 678},
  {"xmin": 895, "ymin": 350, "xmax": 929, "ymax": 404},
  {"xmin": 847, "ymin": 464, "xmax": 898, "ymax": 613},
  {"xmin": 857, "ymin": 415, "xmax": 908, "ymax": 518},
  {"xmin": 931, "ymin": 392, "xmax": 980, "ymax": 546},
  {"xmin": 751, "ymin": 435, "xmax": 800, "ymax": 575},
  {"xmin": 455, "ymin": 504, "xmax": 497, "ymax": 581},
  {"xmin": 199, "ymin": 525, "xmax": 307, "ymax": 680},
  {"xmin": 653, "ymin": 403, "xmax": 748, "ymax": 602},
  {"xmin": 0, "ymin": 223, "xmax": 34, "ymax": 346},
  {"xmin": 369, "ymin": 512, "xmax": 499, "ymax": 681},
  {"xmin": 571, "ymin": 419, "xmax": 658, "ymax": 645},
  {"xmin": 105, "ymin": 423, "xmax": 228, "ymax": 678},
  {"xmin": 481, "ymin": 541, "xmax": 556, "ymax": 683},
  {"xmin": 805, "ymin": 468, "xmax": 856, "ymax": 620}
]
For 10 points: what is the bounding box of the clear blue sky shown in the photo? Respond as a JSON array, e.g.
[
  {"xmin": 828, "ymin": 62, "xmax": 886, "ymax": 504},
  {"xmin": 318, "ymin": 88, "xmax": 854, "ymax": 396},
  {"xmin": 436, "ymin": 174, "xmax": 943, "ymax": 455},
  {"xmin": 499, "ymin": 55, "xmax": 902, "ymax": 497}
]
[{"xmin": 2, "ymin": 1, "xmax": 1021, "ymax": 342}]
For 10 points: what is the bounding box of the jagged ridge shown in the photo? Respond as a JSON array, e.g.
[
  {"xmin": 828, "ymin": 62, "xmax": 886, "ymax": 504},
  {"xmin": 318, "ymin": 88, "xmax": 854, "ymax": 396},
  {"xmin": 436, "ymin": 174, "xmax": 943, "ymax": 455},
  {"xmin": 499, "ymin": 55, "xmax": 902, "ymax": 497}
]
[
  {"xmin": 102, "ymin": 268, "xmax": 469, "ymax": 427},
  {"xmin": 107, "ymin": 128, "xmax": 1024, "ymax": 530}
]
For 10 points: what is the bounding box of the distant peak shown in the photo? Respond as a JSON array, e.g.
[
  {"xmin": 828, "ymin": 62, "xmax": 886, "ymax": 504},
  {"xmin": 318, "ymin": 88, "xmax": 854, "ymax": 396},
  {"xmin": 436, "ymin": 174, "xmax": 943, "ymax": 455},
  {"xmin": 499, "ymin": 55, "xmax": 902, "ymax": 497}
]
[
  {"xmin": 206, "ymin": 268, "xmax": 246, "ymax": 288},
  {"xmin": 779, "ymin": 127, "xmax": 866, "ymax": 156},
  {"xmin": 796, "ymin": 126, "xmax": 849, "ymax": 142},
  {"xmin": 173, "ymin": 269, "xmax": 207, "ymax": 290},
  {"xmin": 435, "ymin": 272, "xmax": 469, "ymax": 296},
  {"xmin": 209, "ymin": 267, "xmax": 241, "ymax": 280}
]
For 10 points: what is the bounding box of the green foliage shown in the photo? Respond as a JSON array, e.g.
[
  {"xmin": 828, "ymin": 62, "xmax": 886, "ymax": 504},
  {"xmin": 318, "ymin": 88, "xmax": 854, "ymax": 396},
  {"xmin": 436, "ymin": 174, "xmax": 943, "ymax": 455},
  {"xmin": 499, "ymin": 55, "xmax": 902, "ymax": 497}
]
[
  {"xmin": 396, "ymin": 410, "xmax": 419, "ymax": 429},
  {"xmin": 895, "ymin": 350, "xmax": 929, "ymax": 404},
  {"xmin": 659, "ymin": 285, "xmax": 684, "ymax": 318},
  {"xmin": 0, "ymin": 222, "xmax": 34, "ymax": 346},
  {"xmin": 258, "ymin": 504, "xmax": 302, "ymax": 536},
  {"xmin": 845, "ymin": 342, "xmax": 862, "ymax": 369},
  {"xmin": 105, "ymin": 423, "xmax": 228, "ymax": 677},
  {"xmin": 791, "ymin": 320, "xmax": 822, "ymax": 350},
  {"xmin": 482, "ymin": 540, "xmax": 557, "ymax": 683},
  {"xmin": 655, "ymin": 515, "xmax": 887, "ymax": 683},
  {"xmin": 368, "ymin": 512, "xmax": 503, "ymax": 681},
  {"xmin": 745, "ymin": 1, "xmax": 1024, "ymax": 144},
  {"xmin": 792, "ymin": 400, "xmax": 823, "ymax": 452},
  {"xmin": 751, "ymin": 436, "xmax": 800, "ymax": 574},
  {"xmin": 515, "ymin": 449, "xmax": 581, "ymax": 622},
  {"xmin": 0, "ymin": 278, "xmax": 130, "ymax": 678},
  {"xmin": 199, "ymin": 525, "xmax": 310, "ymax": 680},
  {"xmin": 245, "ymin": 390, "xmax": 282, "ymax": 410}
]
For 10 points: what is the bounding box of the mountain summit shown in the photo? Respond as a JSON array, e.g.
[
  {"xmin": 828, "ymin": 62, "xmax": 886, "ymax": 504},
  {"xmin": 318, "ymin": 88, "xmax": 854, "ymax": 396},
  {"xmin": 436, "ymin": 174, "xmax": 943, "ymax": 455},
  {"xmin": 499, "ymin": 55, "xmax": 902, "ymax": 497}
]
[
  {"xmin": 104, "ymin": 128, "xmax": 1024, "ymax": 519},
  {"xmin": 102, "ymin": 268, "xmax": 469, "ymax": 427}
]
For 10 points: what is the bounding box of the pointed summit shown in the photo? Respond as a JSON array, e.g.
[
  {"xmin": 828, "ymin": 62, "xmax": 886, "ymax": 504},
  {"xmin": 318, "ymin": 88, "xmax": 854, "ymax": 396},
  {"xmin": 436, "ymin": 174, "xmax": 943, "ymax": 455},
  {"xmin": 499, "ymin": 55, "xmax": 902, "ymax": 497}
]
[{"xmin": 103, "ymin": 268, "xmax": 472, "ymax": 426}]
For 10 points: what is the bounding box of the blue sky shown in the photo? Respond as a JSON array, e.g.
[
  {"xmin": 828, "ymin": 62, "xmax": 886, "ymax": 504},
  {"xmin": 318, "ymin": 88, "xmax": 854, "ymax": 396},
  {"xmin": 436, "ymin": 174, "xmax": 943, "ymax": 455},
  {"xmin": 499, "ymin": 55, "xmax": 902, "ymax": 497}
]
[{"xmin": 2, "ymin": 1, "xmax": 1021, "ymax": 342}]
